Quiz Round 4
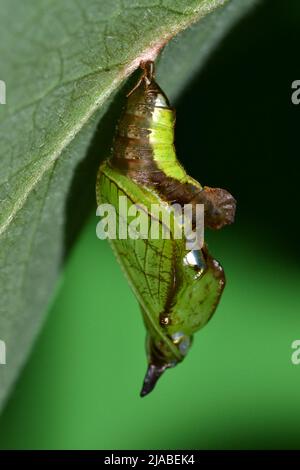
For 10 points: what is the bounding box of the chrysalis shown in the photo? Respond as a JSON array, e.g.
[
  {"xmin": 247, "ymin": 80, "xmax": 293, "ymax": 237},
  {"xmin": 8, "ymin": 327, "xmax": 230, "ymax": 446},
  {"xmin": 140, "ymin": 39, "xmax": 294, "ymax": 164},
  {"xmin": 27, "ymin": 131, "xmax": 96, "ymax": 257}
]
[{"xmin": 96, "ymin": 61, "xmax": 236, "ymax": 396}]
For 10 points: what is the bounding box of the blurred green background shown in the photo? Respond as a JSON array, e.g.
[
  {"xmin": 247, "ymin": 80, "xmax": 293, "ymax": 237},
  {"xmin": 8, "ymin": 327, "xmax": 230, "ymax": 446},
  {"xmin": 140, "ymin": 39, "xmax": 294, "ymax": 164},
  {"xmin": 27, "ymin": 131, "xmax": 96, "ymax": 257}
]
[{"xmin": 0, "ymin": 0, "xmax": 300, "ymax": 449}]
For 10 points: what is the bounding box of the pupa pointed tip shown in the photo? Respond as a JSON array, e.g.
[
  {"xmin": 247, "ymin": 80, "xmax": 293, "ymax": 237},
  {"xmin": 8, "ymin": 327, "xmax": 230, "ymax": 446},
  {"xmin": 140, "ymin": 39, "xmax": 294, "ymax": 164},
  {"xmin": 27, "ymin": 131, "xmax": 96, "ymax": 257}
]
[
  {"xmin": 140, "ymin": 364, "xmax": 166, "ymax": 397},
  {"xmin": 140, "ymin": 388, "xmax": 149, "ymax": 398}
]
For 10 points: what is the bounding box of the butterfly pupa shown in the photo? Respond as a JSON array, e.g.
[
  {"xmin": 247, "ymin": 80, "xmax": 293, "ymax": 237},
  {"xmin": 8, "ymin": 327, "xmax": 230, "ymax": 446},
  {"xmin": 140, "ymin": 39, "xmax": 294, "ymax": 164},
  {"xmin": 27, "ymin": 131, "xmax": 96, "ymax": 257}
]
[{"xmin": 96, "ymin": 61, "xmax": 236, "ymax": 396}]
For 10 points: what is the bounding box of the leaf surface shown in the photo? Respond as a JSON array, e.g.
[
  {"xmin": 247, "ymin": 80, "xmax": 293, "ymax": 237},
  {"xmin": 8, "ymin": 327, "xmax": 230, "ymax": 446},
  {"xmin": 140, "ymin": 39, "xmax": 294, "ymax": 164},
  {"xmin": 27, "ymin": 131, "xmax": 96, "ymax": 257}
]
[{"xmin": 0, "ymin": 0, "xmax": 259, "ymax": 408}]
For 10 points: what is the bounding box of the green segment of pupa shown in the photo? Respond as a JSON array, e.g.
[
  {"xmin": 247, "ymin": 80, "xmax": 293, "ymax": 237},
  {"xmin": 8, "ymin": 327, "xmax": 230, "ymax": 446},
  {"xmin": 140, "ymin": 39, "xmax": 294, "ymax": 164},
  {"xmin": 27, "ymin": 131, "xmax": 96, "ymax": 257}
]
[
  {"xmin": 96, "ymin": 165, "xmax": 225, "ymax": 396},
  {"xmin": 96, "ymin": 61, "xmax": 235, "ymax": 396}
]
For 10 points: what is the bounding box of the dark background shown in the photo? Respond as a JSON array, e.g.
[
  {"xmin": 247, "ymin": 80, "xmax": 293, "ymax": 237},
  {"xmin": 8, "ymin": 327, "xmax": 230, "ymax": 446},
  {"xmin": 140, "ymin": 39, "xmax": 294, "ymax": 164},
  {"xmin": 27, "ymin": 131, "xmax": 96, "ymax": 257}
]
[{"xmin": 175, "ymin": 0, "xmax": 300, "ymax": 261}]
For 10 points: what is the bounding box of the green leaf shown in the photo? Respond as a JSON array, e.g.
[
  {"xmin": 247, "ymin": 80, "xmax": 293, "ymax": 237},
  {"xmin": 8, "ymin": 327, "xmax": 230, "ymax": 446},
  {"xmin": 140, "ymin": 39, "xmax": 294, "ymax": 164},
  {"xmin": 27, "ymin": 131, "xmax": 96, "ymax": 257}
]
[{"xmin": 0, "ymin": 0, "xmax": 259, "ymax": 409}]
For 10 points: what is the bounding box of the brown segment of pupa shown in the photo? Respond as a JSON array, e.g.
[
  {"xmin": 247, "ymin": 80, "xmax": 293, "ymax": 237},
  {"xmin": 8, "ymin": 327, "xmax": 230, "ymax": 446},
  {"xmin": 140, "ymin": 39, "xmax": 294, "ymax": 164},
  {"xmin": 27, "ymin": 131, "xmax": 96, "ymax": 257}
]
[{"xmin": 110, "ymin": 61, "xmax": 236, "ymax": 231}]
